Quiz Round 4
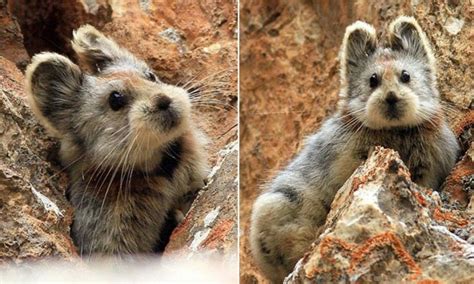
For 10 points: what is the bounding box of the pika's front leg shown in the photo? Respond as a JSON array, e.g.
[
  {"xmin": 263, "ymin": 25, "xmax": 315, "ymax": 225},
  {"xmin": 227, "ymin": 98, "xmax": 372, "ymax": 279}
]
[
  {"xmin": 173, "ymin": 186, "xmax": 202, "ymax": 223},
  {"xmin": 171, "ymin": 155, "xmax": 209, "ymax": 225}
]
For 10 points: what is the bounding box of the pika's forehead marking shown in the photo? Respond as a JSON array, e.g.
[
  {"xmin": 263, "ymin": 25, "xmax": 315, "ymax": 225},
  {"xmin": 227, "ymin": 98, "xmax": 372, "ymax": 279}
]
[
  {"xmin": 375, "ymin": 49, "xmax": 395, "ymax": 65},
  {"xmin": 375, "ymin": 49, "xmax": 397, "ymax": 79},
  {"xmin": 98, "ymin": 71, "xmax": 144, "ymax": 87}
]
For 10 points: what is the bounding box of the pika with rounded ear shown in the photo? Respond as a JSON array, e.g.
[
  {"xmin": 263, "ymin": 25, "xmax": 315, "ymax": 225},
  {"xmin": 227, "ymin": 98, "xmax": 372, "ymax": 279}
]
[
  {"xmin": 339, "ymin": 20, "xmax": 377, "ymax": 95},
  {"xmin": 26, "ymin": 25, "xmax": 209, "ymax": 256},
  {"xmin": 250, "ymin": 16, "xmax": 459, "ymax": 282},
  {"xmin": 387, "ymin": 16, "xmax": 437, "ymax": 84}
]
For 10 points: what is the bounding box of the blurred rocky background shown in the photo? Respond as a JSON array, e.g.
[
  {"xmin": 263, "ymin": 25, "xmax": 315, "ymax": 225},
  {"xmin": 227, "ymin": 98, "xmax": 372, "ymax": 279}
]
[
  {"xmin": 240, "ymin": 0, "xmax": 472, "ymax": 282},
  {"xmin": 0, "ymin": 0, "xmax": 237, "ymax": 267}
]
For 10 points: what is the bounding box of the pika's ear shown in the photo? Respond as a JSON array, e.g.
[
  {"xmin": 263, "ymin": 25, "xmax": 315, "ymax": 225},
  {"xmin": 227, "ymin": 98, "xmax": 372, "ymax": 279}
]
[
  {"xmin": 71, "ymin": 25, "xmax": 128, "ymax": 73},
  {"xmin": 340, "ymin": 21, "xmax": 377, "ymax": 86},
  {"xmin": 25, "ymin": 52, "xmax": 82, "ymax": 137},
  {"xmin": 388, "ymin": 16, "xmax": 436, "ymax": 69}
]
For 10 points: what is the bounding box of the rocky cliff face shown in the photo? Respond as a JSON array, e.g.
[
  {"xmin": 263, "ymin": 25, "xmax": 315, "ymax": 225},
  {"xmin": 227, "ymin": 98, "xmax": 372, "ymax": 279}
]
[
  {"xmin": 0, "ymin": 0, "xmax": 237, "ymax": 264},
  {"xmin": 240, "ymin": 0, "xmax": 473, "ymax": 282},
  {"xmin": 165, "ymin": 141, "xmax": 238, "ymax": 259},
  {"xmin": 0, "ymin": 55, "xmax": 75, "ymax": 263},
  {"xmin": 0, "ymin": 0, "xmax": 29, "ymax": 69}
]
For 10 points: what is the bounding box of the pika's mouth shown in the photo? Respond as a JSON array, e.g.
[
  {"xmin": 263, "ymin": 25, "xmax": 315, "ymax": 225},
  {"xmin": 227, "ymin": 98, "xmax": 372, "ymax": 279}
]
[
  {"xmin": 364, "ymin": 96, "xmax": 421, "ymax": 129},
  {"xmin": 384, "ymin": 106, "xmax": 403, "ymax": 120},
  {"xmin": 159, "ymin": 108, "xmax": 180, "ymax": 130},
  {"xmin": 149, "ymin": 107, "xmax": 181, "ymax": 131},
  {"xmin": 381, "ymin": 97, "xmax": 408, "ymax": 121}
]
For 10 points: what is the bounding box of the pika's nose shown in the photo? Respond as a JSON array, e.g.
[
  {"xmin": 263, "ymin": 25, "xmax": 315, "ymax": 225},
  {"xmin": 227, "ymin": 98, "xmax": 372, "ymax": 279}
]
[
  {"xmin": 156, "ymin": 95, "xmax": 171, "ymax": 110},
  {"xmin": 385, "ymin": 92, "xmax": 399, "ymax": 106}
]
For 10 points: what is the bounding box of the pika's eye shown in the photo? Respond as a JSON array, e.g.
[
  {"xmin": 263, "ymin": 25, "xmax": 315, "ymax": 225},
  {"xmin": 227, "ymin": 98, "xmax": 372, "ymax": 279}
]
[
  {"xmin": 400, "ymin": 70, "xmax": 410, "ymax": 83},
  {"xmin": 369, "ymin": 73, "xmax": 379, "ymax": 88},
  {"xmin": 109, "ymin": 91, "xmax": 127, "ymax": 111},
  {"xmin": 146, "ymin": 71, "xmax": 158, "ymax": 82}
]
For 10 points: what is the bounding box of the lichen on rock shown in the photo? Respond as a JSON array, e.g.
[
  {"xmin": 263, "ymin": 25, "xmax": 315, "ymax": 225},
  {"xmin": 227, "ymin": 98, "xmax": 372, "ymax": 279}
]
[
  {"xmin": 285, "ymin": 147, "xmax": 473, "ymax": 283},
  {"xmin": 165, "ymin": 140, "xmax": 238, "ymax": 259},
  {"xmin": 0, "ymin": 56, "xmax": 75, "ymax": 263}
]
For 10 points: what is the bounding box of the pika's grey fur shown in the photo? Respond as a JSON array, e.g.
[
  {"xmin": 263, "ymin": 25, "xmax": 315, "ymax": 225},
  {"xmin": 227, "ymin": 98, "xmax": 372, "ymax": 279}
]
[
  {"xmin": 250, "ymin": 16, "xmax": 459, "ymax": 282},
  {"xmin": 26, "ymin": 25, "xmax": 208, "ymax": 256}
]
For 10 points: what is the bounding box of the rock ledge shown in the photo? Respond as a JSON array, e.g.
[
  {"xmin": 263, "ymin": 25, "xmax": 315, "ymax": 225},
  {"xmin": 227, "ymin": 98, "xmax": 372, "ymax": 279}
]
[{"xmin": 286, "ymin": 147, "xmax": 473, "ymax": 283}]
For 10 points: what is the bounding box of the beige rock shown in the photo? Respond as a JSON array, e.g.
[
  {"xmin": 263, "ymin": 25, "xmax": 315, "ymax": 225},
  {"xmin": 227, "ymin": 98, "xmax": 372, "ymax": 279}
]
[
  {"xmin": 285, "ymin": 147, "xmax": 473, "ymax": 283},
  {"xmin": 165, "ymin": 141, "xmax": 238, "ymax": 261},
  {"xmin": 0, "ymin": 56, "xmax": 76, "ymax": 263},
  {"xmin": 0, "ymin": 0, "xmax": 29, "ymax": 69}
]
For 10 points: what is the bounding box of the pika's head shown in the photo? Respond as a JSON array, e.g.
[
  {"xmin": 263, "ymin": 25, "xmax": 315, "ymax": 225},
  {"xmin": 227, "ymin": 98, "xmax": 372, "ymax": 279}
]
[
  {"xmin": 26, "ymin": 25, "xmax": 191, "ymax": 167},
  {"xmin": 339, "ymin": 16, "xmax": 439, "ymax": 129}
]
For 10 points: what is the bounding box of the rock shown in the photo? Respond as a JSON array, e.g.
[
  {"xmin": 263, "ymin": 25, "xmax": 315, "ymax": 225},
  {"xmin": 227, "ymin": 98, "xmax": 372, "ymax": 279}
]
[
  {"xmin": 285, "ymin": 147, "xmax": 473, "ymax": 283},
  {"xmin": 0, "ymin": 0, "xmax": 29, "ymax": 70},
  {"xmin": 441, "ymin": 112, "xmax": 474, "ymax": 209},
  {"xmin": 165, "ymin": 140, "xmax": 238, "ymax": 261},
  {"xmin": 0, "ymin": 56, "xmax": 76, "ymax": 263},
  {"xmin": 8, "ymin": 0, "xmax": 112, "ymax": 58},
  {"xmin": 442, "ymin": 143, "xmax": 474, "ymax": 209},
  {"xmin": 444, "ymin": 16, "xmax": 464, "ymax": 35}
]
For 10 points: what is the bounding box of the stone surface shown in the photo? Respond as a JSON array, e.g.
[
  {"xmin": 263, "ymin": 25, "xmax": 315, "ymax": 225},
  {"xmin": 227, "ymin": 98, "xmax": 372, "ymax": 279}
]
[
  {"xmin": 0, "ymin": 56, "xmax": 75, "ymax": 263},
  {"xmin": 285, "ymin": 147, "xmax": 473, "ymax": 283},
  {"xmin": 0, "ymin": 0, "xmax": 29, "ymax": 69},
  {"xmin": 240, "ymin": 0, "xmax": 473, "ymax": 282},
  {"xmin": 8, "ymin": 0, "xmax": 112, "ymax": 59},
  {"xmin": 441, "ymin": 110, "xmax": 474, "ymax": 209},
  {"xmin": 442, "ymin": 143, "xmax": 474, "ymax": 209},
  {"xmin": 0, "ymin": 0, "xmax": 237, "ymax": 264},
  {"xmin": 165, "ymin": 141, "xmax": 238, "ymax": 261}
]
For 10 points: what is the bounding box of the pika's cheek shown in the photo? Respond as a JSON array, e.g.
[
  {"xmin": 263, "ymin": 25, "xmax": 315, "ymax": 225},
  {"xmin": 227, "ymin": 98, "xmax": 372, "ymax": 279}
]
[
  {"xmin": 169, "ymin": 90, "xmax": 192, "ymax": 118},
  {"xmin": 347, "ymin": 98, "xmax": 368, "ymax": 122},
  {"xmin": 400, "ymin": 91, "xmax": 420, "ymax": 119},
  {"xmin": 175, "ymin": 96, "xmax": 192, "ymax": 118},
  {"xmin": 365, "ymin": 91, "xmax": 385, "ymax": 120},
  {"xmin": 128, "ymin": 103, "xmax": 149, "ymax": 130}
]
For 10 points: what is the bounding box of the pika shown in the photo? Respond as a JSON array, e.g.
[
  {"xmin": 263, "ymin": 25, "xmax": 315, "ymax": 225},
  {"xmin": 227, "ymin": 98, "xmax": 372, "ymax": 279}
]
[
  {"xmin": 250, "ymin": 16, "xmax": 459, "ymax": 282},
  {"xmin": 25, "ymin": 25, "xmax": 208, "ymax": 256}
]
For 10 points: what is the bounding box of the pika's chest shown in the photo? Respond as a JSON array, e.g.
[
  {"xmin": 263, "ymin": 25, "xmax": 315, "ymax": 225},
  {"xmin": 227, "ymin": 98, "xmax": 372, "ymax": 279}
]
[
  {"xmin": 331, "ymin": 130, "xmax": 436, "ymax": 186},
  {"xmin": 68, "ymin": 166, "xmax": 186, "ymax": 206},
  {"xmin": 354, "ymin": 130, "xmax": 433, "ymax": 166}
]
